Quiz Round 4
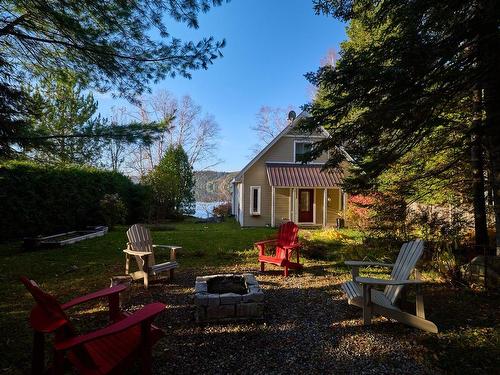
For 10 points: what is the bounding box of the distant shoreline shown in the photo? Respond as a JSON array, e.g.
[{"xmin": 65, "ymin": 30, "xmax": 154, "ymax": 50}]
[{"xmin": 194, "ymin": 201, "xmax": 225, "ymax": 218}]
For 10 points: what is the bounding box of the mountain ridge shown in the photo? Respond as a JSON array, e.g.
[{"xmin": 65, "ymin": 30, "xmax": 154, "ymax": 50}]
[{"xmin": 194, "ymin": 170, "xmax": 237, "ymax": 202}]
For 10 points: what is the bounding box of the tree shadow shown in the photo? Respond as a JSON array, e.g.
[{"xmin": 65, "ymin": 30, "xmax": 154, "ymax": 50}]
[{"xmin": 11, "ymin": 263, "xmax": 500, "ymax": 374}]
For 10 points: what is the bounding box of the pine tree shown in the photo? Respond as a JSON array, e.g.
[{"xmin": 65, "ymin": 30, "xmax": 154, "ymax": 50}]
[
  {"xmin": 145, "ymin": 145, "xmax": 195, "ymax": 220},
  {"xmin": 27, "ymin": 75, "xmax": 105, "ymax": 165},
  {"xmin": 306, "ymin": 0, "xmax": 500, "ymax": 255}
]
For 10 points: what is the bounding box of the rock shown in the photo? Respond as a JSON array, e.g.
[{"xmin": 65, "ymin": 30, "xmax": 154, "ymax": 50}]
[
  {"xmin": 207, "ymin": 294, "xmax": 220, "ymax": 306},
  {"xmin": 219, "ymin": 292, "xmax": 242, "ymax": 304},
  {"xmin": 242, "ymin": 290, "xmax": 264, "ymax": 303}
]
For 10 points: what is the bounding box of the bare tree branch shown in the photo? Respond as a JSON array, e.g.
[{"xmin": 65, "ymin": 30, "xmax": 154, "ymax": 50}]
[
  {"xmin": 250, "ymin": 105, "xmax": 294, "ymax": 155},
  {"xmin": 125, "ymin": 90, "xmax": 220, "ymax": 176}
]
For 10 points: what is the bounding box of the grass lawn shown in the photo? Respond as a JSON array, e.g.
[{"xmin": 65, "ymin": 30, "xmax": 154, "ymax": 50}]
[{"xmin": 0, "ymin": 218, "xmax": 498, "ymax": 374}]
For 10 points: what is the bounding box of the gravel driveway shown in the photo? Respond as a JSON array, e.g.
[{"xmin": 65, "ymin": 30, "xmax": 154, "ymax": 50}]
[{"xmin": 126, "ymin": 263, "xmax": 437, "ymax": 374}]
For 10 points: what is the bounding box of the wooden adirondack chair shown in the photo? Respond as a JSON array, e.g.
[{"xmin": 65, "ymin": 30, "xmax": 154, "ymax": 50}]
[
  {"xmin": 20, "ymin": 276, "xmax": 166, "ymax": 375},
  {"xmin": 341, "ymin": 239, "xmax": 438, "ymax": 333},
  {"xmin": 125, "ymin": 224, "xmax": 181, "ymax": 288},
  {"xmin": 255, "ymin": 221, "xmax": 303, "ymax": 277}
]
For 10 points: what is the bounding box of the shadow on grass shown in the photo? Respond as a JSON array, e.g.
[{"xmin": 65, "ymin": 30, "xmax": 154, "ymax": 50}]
[
  {"xmin": 11, "ymin": 265, "xmax": 499, "ymax": 375},
  {"xmin": 4, "ymin": 222, "xmax": 499, "ymax": 374}
]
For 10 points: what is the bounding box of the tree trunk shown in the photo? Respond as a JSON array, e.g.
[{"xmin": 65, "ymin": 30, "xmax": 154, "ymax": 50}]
[
  {"xmin": 484, "ymin": 85, "xmax": 500, "ymax": 257},
  {"xmin": 470, "ymin": 87, "xmax": 489, "ymax": 255},
  {"xmin": 481, "ymin": 0, "xmax": 500, "ymax": 256}
]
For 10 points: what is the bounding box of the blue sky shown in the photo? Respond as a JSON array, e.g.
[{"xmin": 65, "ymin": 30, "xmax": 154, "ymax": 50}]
[{"xmin": 96, "ymin": 0, "xmax": 347, "ymax": 172}]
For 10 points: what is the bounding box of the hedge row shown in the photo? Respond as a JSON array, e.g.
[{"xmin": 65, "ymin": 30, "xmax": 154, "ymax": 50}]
[{"xmin": 0, "ymin": 161, "xmax": 150, "ymax": 240}]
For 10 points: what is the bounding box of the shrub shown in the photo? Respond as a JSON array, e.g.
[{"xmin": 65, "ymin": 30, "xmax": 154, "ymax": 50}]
[
  {"xmin": 212, "ymin": 202, "xmax": 232, "ymax": 218},
  {"xmin": 99, "ymin": 193, "xmax": 127, "ymax": 230},
  {"xmin": 409, "ymin": 205, "xmax": 470, "ymax": 284},
  {"xmin": 345, "ymin": 194, "xmax": 375, "ymax": 232},
  {"xmin": 0, "ymin": 161, "xmax": 149, "ymax": 240},
  {"xmin": 370, "ymin": 192, "xmax": 409, "ymax": 240},
  {"xmin": 346, "ymin": 192, "xmax": 408, "ymax": 240}
]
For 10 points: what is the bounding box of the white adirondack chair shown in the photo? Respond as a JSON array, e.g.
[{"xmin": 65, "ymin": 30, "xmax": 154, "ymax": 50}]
[
  {"xmin": 341, "ymin": 239, "xmax": 438, "ymax": 333},
  {"xmin": 124, "ymin": 224, "xmax": 181, "ymax": 288}
]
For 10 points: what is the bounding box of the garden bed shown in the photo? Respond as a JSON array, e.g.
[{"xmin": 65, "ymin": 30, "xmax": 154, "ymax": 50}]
[{"xmin": 23, "ymin": 226, "xmax": 108, "ymax": 249}]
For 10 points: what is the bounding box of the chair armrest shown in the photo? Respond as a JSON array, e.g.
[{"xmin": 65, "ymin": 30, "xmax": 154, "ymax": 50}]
[
  {"xmin": 153, "ymin": 245, "xmax": 181, "ymax": 260},
  {"xmin": 355, "ymin": 277, "xmax": 424, "ymax": 286},
  {"xmin": 153, "ymin": 245, "xmax": 181, "ymax": 249},
  {"xmin": 61, "ymin": 284, "xmax": 127, "ymax": 310},
  {"xmin": 254, "ymin": 239, "xmax": 277, "ymax": 246},
  {"xmin": 255, "ymin": 239, "xmax": 277, "ymax": 256},
  {"xmin": 54, "ymin": 302, "xmax": 166, "ymax": 351},
  {"xmin": 282, "ymin": 243, "xmax": 301, "ymax": 250},
  {"xmin": 345, "ymin": 261, "xmax": 394, "ymax": 267},
  {"xmin": 123, "ymin": 249, "xmax": 153, "ymax": 256}
]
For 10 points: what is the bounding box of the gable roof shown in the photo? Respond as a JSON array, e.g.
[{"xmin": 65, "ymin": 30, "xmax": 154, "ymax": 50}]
[
  {"xmin": 234, "ymin": 111, "xmax": 328, "ymax": 181},
  {"xmin": 232, "ymin": 111, "xmax": 356, "ymax": 184}
]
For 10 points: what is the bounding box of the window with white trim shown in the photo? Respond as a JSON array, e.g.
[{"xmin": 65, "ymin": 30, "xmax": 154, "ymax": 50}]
[
  {"xmin": 249, "ymin": 186, "xmax": 261, "ymax": 216},
  {"xmin": 294, "ymin": 141, "xmax": 312, "ymax": 163}
]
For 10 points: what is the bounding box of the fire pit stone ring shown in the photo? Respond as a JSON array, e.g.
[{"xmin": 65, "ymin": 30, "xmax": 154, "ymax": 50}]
[{"xmin": 194, "ymin": 273, "xmax": 264, "ymax": 322}]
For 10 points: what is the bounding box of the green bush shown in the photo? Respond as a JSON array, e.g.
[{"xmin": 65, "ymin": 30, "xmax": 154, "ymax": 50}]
[
  {"xmin": 99, "ymin": 193, "xmax": 127, "ymax": 230},
  {"xmin": 0, "ymin": 161, "xmax": 150, "ymax": 240},
  {"xmin": 212, "ymin": 202, "xmax": 232, "ymax": 218},
  {"xmin": 143, "ymin": 145, "xmax": 195, "ymax": 220}
]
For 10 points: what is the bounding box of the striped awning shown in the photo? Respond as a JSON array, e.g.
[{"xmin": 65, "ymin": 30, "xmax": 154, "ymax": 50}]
[{"xmin": 266, "ymin": 163, "xmax": 343, "ymax": 187}]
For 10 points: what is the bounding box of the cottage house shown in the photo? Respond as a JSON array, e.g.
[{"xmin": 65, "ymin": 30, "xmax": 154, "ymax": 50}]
[{"xmin": 231, "ymin": 112, "xmax": 350, "ymax": 227}]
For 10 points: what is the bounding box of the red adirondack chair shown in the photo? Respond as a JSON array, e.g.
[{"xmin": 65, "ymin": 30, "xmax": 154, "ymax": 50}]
[
  {"xmin": 255, "ymin": 221, "xmax": 303, "ymax": 277},
  {"xmin": 20, "ymin": 276, "xmax": 166, "ymax": 375}
]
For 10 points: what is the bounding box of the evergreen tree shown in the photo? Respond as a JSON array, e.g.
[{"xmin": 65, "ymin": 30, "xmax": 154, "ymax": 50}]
[
  {"xmin": 27, "ymin": 75, "xmax": 105, "ymax": 165},
  {"xmin": 305, "ymin": 0, "xmax": 500, "ymax": 255},
  {"xmin": 145, "ymin": 145, "xmax": 195, "ymax": 220},
  {"xmin": 0, "ymin": 0, "xmax": 227, "ymax": 157}
]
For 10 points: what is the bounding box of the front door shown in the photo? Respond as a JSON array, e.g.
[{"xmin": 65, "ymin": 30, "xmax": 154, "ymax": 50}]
[{"xmin": 298, "ymin": 189, "xmax": 314, "ymax": 223}]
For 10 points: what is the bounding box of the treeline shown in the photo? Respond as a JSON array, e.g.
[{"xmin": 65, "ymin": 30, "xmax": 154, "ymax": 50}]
[
  {"xmin": 304, "ymin": 0, "xmax": 500, "ymax": 257},
  {"xmin": 0, "ymin": 0, "xmax": 226, "ymax": 240}
]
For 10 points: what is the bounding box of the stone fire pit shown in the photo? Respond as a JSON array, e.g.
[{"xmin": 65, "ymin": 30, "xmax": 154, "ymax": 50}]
[{"xmin": 194, "ymin": 273, "xmax": 264, "ymax": 322}]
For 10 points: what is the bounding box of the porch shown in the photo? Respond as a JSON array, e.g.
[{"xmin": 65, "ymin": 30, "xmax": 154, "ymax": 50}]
[
  {"xmin": 271, "ymin": 187, "xmax": 344, "ymax": 227},
  {"xmin": 267, "ymin": 163, "xmax": 346, "ymax": 228}
]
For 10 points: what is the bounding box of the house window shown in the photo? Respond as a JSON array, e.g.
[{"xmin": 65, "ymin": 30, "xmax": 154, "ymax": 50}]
[
  {"xmin": 250, "ymin": 186, "xmax": 261, "ymax": 215},
  {"xmin": 294, "ymin": 141, "xmax": 312, "ymax": 163}
]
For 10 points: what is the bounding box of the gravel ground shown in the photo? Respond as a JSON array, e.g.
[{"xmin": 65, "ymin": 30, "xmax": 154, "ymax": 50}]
[{"xmin": 124, "ymin": 263, "xmax": 438, "ymax": 375}]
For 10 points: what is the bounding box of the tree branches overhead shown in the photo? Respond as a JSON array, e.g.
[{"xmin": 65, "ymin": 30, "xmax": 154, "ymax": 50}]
[
  {"xmin": 1, "ymin": 0, "xmax": 227, "ymax": 97},
  {"xmin": 0, "ymin": 0, "xmax": 228, "ymax": 157},
  {"xmin": 304, "ymin": 0, "xmax": 499, "ymax": 197}
]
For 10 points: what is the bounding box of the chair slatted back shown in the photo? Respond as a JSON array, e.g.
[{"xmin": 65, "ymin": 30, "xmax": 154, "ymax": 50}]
[
  {"xmin": 385, "ymin": 239, "xmax": 424, "ymax": 304},
  {"xmin": 276, "ymin": 221, "xmax": 299, "ymax": 259},
  {"xmin": 20, "ymin": 276, "xmax": 72, "ymax": 334},
  {"xmin": 20, "ymin": 277, "xmax": 98, "ymax": 369},
  {"xmin": 127, "ymin": 224, "xmax": 156, "ymax": 268}
]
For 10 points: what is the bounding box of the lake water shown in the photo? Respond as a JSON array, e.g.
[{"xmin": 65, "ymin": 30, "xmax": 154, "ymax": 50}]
[{"xmin": 194, "ymin": 201, "xmax": 223, "ymax": 218}]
